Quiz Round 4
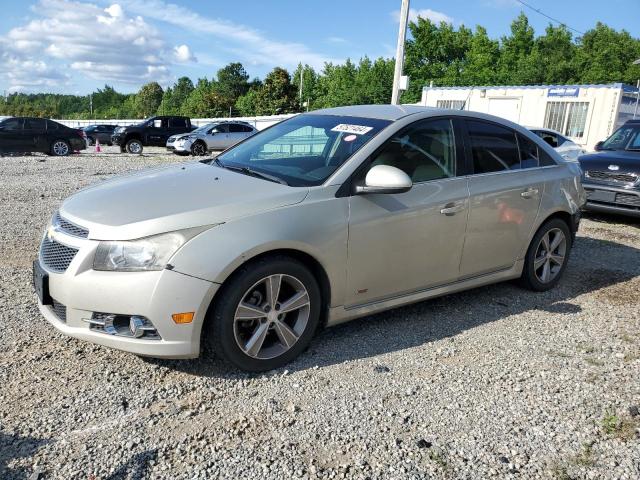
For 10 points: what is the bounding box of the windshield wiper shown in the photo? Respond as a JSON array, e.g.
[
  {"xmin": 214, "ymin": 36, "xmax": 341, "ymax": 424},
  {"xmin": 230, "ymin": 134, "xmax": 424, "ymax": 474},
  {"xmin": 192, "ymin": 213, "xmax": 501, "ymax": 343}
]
[{"xmin": 213, "ymin": 159, "xmax": 288, "ymax": 185}]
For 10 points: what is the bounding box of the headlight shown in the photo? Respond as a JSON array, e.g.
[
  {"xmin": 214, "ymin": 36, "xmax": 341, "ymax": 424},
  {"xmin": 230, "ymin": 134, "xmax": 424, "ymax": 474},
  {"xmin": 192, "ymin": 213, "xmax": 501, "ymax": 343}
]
[{"xmin": 93, "ymin": 226, "xmax": 212, "ymax": 272}]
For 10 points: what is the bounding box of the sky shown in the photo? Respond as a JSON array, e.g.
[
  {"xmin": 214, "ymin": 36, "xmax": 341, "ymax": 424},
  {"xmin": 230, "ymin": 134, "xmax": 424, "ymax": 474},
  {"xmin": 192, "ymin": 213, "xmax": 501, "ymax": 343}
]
[{"xmin": 0, "ymin": 0, "xmax": 637, "ymax": 95}]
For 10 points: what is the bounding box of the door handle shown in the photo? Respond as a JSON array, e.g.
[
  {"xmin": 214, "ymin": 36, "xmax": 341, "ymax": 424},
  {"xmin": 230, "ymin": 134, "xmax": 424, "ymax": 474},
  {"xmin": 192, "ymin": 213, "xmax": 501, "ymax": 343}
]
[
  {"xmin": 521, "ymin": 188, "xmax": 539, "ymax": 199},
  {"xmin": 440, "ymin": 202, "xmax": 466, "ymax": 216}
]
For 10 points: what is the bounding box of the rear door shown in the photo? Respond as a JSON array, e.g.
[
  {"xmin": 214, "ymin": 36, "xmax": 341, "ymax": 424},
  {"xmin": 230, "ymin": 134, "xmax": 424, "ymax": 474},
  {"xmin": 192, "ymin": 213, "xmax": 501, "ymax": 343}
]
[
  {"xmin": 459, "ymin": 120, "xmax": 544, "ymax": 277},
  {"xmin": 345, "ymin": 117, "xmax": 469, "ymax": 306},
  {"xmin": 0, "ymin": 118, "xmax": 25, "ymax": 152},
  {"xmin": 227, "ymin": 123, "xmax": 248, "ymax": 146}
]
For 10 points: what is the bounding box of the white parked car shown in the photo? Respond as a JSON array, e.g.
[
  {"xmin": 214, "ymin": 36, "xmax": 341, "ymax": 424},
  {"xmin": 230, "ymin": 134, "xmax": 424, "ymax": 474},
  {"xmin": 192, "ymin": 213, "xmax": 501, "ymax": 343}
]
[
  {"xmin": 528, "ymin": 127, "xmax": 585, "ymax": 162},
  {"xmin": 167, "ymin": 121, "xmax": 257, "ymax": 156}
]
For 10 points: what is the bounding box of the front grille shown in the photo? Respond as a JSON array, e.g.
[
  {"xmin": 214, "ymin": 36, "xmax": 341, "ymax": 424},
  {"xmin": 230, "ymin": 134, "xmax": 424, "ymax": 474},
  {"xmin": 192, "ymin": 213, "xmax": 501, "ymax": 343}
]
[
  {"xmin": 53, "ymin": 211, "xmax": 89, "ymax": 238},
  {"xmin": 615, "ymin": 193, "xmax": 640, "ymax": 208},
  {"xmin": 585, "ymin": 170, "xmax": 638, "ymax": 185},
  {"xmin": 40, "ymin": 239, "xmax": 78, "ymax": 273},
  {"xmin": 51, "ymin": 299, "xmax": 67, "ymax": 323}
]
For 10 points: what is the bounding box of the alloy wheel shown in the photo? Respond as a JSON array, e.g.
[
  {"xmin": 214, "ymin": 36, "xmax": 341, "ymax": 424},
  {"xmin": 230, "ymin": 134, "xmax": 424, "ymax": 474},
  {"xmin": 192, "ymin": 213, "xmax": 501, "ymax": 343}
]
[
  {"xmin": 53, "ymin": 141, "xmax": 69, "ymax": 156},
  {"xmin": 128, "ymin": 141, "xmax": 142, "ymax": 154},
  {"xmin": 533, "ymin": 228, "xmax": 567, "ymax": 284},
  {"xmin": 233, "ymin": 274, "xmax": 310, "ymax": 360},
  {"xmin": 192, "ymin": 142, "xmax": 206, "ymax": 156}
]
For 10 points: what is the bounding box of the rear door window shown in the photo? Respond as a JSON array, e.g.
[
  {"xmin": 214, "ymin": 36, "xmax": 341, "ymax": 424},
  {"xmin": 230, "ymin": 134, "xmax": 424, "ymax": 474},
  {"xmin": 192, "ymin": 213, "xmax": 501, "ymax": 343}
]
[
  {"xmin": 228, "ymin": 123, "xmax": 245, "ymax": 133},
  {"xmin": 466, "ymin": 120, "xmax": 520, "ymax": 173},
  {"xmin": 517, "ymin": 134, "xmax": 539, "ymax": 169},
  {"xmin": 169, "ymin": 118, "xmax": 187, "ymax": 128},
  {"xmin": 24, "ymin": 118, "xmax": 47, "ymax": 131}
]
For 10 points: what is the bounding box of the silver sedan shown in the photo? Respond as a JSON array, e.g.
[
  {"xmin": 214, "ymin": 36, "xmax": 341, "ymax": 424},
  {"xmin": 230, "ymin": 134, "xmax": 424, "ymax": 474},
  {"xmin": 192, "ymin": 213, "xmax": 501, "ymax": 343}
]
[
  {"xmin": 34, "ymin": 105, "xmax": 585, "ymax": 371},
  {"xmin": 169, "ymin": 121, "xmax": 257, "ymax": 156}
]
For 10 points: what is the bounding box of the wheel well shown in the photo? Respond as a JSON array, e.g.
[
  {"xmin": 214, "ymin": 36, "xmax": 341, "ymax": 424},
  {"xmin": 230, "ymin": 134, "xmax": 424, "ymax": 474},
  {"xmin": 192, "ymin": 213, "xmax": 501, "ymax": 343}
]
[
  {"xmin": 125, "ymin": 134, "xmax": 142, "ymax": 143},
  {"xmin": 541, "ymin": 211, "xmax": 575, "ymax": 237},
  {"xmin": 201, "ymin": 249, "xmax": 332, "ymax": 345}
]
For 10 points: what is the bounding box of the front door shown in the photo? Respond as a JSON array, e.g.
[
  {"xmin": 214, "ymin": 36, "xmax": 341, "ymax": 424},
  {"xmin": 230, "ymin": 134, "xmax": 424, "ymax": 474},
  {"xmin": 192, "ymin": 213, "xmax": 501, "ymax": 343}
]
[
  {"xmin": 346, "ymin": 118, "xmax": 469, "ymax": 306},
  {"xmin": 208, "ymin": 124, "xmax": 230, "ymax": 150},
  {"xmin": 0, "ymin": 118, "xmax": 25, "ymax": 152},
  {"xmin": 459, "ymin": 120, "xmax": 544, "ymax": 277}
]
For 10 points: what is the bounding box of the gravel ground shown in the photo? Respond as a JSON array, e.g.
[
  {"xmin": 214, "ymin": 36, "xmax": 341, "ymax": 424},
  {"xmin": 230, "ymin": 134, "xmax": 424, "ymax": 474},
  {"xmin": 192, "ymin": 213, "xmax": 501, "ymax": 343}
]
[{"xmin": 1, "ymin": 148, "xmax": 639, "ymax": 480}]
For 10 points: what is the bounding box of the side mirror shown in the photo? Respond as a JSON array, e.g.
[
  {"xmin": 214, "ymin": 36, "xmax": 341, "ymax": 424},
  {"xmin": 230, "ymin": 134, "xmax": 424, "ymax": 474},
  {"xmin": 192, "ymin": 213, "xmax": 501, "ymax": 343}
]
[
  {"xmin": 594, "ymin": 141, "xmax": 603, "ymax": 152},
  {"xmin": 355, "ymin": 165, "xmax": 412, "ymax": 195}
]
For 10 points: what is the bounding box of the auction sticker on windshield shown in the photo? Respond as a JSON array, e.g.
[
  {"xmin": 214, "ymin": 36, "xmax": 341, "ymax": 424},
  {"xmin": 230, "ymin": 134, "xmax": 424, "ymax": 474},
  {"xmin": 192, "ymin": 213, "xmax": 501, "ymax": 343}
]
[{"xmin": 331, "ymin": 124, "xmax": 374, "ymax": 135}]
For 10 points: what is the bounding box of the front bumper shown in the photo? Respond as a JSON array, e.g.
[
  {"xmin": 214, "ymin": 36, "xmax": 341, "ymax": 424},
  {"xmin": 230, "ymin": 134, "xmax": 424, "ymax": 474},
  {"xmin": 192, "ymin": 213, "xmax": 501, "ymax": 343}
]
[
  {"xmin": 35, "ymin": 231, "xmax": 219, "ymax": 358},
  {"xmin": 582, "ymin": 182, "xmax": 640, "ymax": 218}
]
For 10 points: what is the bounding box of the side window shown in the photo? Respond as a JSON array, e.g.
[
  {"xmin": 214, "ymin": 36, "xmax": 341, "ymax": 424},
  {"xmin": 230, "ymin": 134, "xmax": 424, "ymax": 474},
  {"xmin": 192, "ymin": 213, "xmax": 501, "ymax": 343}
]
[
  {"xmin": 169, "ymin": 118, "xmax": 187, "ymax": 128},
  {"xmin": 370, "ymin": 118, "xmax": 456, "ymax": 183},
  {"xmin": 467, "ymin": 120, "xmax": 520, "ymax": 173},
  {"xmin": 152, "ymin": 119, "xmax": 162, "ymax": 128},
  {"xmin": 46, "ymin": 120, "xmax": 59, "ymax": 131},
  {"xmin": 539, "ymin": 148, "xmax": 557, "ymax": 166},
  {"xmin": 533, "ymin": 130, "xmax": 559, "ymax": 148},
  {"xmin": 241, "ymin": 125, "xmax": 254, "ymax": 133},
  {"xmin": 211, "ymin": 124, "xmax": 228, "ymax": 134},
  {"xmin": 228, "ymin": 123, "xmax": 244, "ymax": 133},
  {"xmin": 24, "ymin": 118, "xmax": 46, "ymax": 130},
  {"xmin": 1, "ymin": 118, "xmax": 23, "ymax": 131},
  {"xmin": 517, "ymin": 134, "xmax": 539, "ymax": 169}
]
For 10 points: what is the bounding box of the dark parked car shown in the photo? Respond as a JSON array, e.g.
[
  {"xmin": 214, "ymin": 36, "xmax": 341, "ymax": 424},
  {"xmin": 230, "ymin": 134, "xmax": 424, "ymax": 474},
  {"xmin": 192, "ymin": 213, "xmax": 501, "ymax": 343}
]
[
  {"xmin": 83, "ymin": 124, "xmax": 117, "ymax": 146},
  {"xmin": 111, "ymin": 116, "xmax": 195, "ymax": 154},
  {"xmin": 579, "ymin": 119, "xmax": 640, "ymax": 217},
  {"xmin": 0, "ymin": 117, "xmax": 86, "ymax": 156}
]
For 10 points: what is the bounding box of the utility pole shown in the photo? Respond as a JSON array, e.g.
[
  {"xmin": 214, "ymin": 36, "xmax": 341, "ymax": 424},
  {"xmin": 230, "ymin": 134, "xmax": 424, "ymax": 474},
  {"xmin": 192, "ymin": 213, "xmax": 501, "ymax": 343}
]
[
  {"xmin": 89, "ymin": 94, "xmax": 93, "ymax": 118},
  {"xmin": 299, "ymin": 66, "xmax": 304, "ymax": 107},
  {"xmin": 632, "ymin": 59, "xmax": 639, "ymax": 119},
  {"xmin": 391, "ymin": 0, "xmax": 410, "ymax": 105}
]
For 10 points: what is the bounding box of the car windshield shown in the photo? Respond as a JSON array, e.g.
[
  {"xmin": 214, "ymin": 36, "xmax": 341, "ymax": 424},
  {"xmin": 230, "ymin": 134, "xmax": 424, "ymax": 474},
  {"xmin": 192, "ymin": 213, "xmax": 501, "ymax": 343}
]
[
  {"xmin": 601, "ymin": 124, "xmax": 640, "ymax": 151},
  {"xmin": 214, "ymin": 114, "xmax": 391, "ymax": 186},
  {"xmin": 193, "ymin": 123, "xmax": 215, "ymax": 134}
]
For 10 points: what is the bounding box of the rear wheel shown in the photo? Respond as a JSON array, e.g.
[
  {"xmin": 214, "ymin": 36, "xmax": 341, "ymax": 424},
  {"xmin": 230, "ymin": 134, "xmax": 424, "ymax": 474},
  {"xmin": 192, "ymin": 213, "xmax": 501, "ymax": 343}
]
[
  {"xmin": 125, "ymin": 139, "xmax": 143, "ymax": 154},
  {"xmin": 520, "ymin": 218, "xmax": 572, "ymax": 291},
  {"xmin": 191, "ymin": 141, "xmax": 207, "ymax": 156},
  {"xmin": 51, "ymin": 140, "xmax": 70, "ymax": 156},
  {"xmin": 207, "ymin": 256, "xmax": 321, "ymax": 371}
]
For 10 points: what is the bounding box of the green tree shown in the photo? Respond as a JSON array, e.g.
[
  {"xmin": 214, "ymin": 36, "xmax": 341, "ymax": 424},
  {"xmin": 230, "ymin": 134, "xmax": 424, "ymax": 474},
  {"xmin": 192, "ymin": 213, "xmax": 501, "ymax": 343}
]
[
  {"xmin": 292, "ymin": 63, "xmax": 318, "ymax": 110},
  {"xmin": 254, "ymin": 67, "xmax": 297, "ymax": 115},
  {"xmin": 460, "ymin": 26, "xmax": 500, "ymax": 85},
  {"xmin": 534, "ymin": 25, "xmax": 575, "ymax": 84},
  {"xmin": 573, "ymin": 22, "xmax": 640, "ymax": 84},
  {"xmin": 497, "ymin": 13, "xmax": 542, "ymax": 84},
  {"xmin": 135, "ymin": 82, "xmax": 163, "ymax": 117}
]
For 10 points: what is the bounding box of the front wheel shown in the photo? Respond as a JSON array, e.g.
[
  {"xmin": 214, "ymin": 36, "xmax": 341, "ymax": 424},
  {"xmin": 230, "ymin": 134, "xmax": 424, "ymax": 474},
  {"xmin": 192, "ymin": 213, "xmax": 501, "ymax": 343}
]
[
  {"xmin": 519, "ymin": 218, "xmax": 572, "ymax": 291},
  {"xmin": 191, "ymin": 141, "xmax": 207, "ymax": 156},
  {"xmin": 125, "ymin": 139, "xmax": 143, "ymax": 154},
  {"xmin": 51, "ymin": 140, "xmax": 70, "ymax": 156},
  {"xmin": 207, "ymin": 256, "xmax": 322, "ymax": 372}
]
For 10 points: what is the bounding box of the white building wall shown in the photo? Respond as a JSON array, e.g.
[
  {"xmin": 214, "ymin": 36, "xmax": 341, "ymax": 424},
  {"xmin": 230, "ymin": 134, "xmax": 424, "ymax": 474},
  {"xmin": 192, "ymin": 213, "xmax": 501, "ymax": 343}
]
[{"xmin": 420, "ymin": 84, "xmax": 636, "ymax": 151}]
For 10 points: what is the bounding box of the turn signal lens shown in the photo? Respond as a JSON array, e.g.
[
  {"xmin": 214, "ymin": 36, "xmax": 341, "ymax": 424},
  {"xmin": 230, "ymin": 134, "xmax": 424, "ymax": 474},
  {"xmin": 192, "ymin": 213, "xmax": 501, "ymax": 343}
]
[{"xmin": 172, "ymin": 312, "xmax": 194, "ymax": 324}]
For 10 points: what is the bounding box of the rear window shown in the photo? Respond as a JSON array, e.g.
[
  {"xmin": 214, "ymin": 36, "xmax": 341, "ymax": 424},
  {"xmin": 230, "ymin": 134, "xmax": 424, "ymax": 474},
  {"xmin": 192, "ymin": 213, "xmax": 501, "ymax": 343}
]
[
  {"xmin": 169, "ymin": 118, "xmax": 188, "ymax": 128},
  {"xmin": 466, "ymin": 120, "xmax": 520, "ymax": 173}
]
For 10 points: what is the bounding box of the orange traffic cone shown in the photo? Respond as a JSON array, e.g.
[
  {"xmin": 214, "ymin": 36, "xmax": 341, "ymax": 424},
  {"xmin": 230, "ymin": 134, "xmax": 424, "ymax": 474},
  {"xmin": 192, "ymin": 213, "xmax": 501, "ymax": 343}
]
[{"xmin": 95, "ymin": 138, "xmax": 101, "ymax": 153}]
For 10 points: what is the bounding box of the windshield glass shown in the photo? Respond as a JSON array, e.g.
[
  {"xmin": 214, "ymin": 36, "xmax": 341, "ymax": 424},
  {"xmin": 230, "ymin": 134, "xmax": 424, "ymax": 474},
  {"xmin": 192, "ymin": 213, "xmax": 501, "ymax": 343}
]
[
  {"xmin": 215, "ymin": 114, "xmax": 391, "ymax": 186},
  {"xmin": 193, "ymin": 123, "xmax": 215, "ymax": 134},
  {"xmin": 601, "ymin": 124, "xmax": 640, "ymax": 151}
]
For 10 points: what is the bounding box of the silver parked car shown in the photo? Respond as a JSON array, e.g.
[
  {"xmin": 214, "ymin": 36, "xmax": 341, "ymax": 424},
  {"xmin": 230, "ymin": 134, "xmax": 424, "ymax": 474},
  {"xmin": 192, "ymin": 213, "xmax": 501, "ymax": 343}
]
[
  {"xmin": 528, "ymin": 127, "xmax": 585, "ymax": 162},
  {"xmin": 167, "ymin": 121, "xmax": 257, "ymax": 156},
  {"xmin": 34, "ymin": 105, "xmax": 585, "ymax": 371}
]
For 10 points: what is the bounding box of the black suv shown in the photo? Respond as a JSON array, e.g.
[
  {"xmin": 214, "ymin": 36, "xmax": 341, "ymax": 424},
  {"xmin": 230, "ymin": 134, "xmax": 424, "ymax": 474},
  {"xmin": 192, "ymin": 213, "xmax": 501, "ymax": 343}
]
[
  {"xmin": 0, "ymin": 117, "xmax": 86, "ymax": 156},
  {"xmin": 83, "ymin": 124, "xmax": 117, "ymax": 146},
  {"xmin": 111, "ymin": 116, "xmax": 194, "ymax": 154},
  {"xmin": 579, "ymin": 119, "xmax": 640, "ymax": 217}
]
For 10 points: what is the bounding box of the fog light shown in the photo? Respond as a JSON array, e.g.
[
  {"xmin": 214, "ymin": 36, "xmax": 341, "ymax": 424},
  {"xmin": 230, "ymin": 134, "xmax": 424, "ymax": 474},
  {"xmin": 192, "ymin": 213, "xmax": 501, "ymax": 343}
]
[
  {"xmin": 172, "ymin": 312, "xmax": 194, "ymax": 324},
  {"xmin": 129, "ymin": 316, "xmax": 146, "ymax": 338},
  {"xmin": 83, "ymin": 313, "xmax": 161, "ymax": 340}
]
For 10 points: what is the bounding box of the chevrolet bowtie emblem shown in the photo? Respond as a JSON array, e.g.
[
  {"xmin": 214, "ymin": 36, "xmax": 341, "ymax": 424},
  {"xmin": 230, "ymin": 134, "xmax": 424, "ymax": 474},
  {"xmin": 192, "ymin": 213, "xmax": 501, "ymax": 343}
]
[{"xmin": 46, "ymin": 226, "xmax": 56, "ymax": 242}]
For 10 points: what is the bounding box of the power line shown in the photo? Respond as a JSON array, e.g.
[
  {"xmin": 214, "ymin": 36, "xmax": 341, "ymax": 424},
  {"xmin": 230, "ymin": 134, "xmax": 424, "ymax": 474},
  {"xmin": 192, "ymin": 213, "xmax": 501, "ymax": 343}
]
[{"xmin": 514, "ymin": 0, "xmax": 585, "ymax": 35}]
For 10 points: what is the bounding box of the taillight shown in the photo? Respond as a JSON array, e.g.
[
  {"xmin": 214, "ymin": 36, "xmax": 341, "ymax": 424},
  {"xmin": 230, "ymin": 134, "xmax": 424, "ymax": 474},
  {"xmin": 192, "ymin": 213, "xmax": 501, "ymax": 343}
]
[{"xmin": 78, "ymin": 129, "xmax": 87, "ymax": 138}]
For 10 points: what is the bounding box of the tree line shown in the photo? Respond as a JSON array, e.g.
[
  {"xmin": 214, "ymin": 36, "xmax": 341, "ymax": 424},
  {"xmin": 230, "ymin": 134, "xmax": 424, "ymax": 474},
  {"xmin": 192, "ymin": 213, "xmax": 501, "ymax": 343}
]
[{"xmin": 0, "ymin": 13, "xmax": 638, "ymax": 120}]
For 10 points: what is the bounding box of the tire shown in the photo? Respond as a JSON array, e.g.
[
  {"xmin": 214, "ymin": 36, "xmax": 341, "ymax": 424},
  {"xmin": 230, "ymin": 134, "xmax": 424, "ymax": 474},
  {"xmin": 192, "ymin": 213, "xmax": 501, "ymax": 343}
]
[
  {"xmin": 191, "ymin": 141, "xmax": 207, "ymax": 156},
  {"xmin": 519, "ymin": 218, "xmax": 572, "ymax": 292},
  {"xmin": 50, "ymin": 139, "xmax": 70, "ymax": 156},
  {"xmin": 125, "ymin": 138, "xmax": 143, "ymax": 154},
  {"xmin": 207, "ymin": 255, "xmax": 322, "ymax": 372}
]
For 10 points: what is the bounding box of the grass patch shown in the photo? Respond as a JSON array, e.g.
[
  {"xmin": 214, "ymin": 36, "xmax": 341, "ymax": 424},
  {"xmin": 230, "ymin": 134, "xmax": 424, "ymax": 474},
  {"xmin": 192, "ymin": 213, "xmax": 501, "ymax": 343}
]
[
  {"xmin": 620, "ymin": 333, "xmax": 636, "ymax": 344},
  {"xmin": 585, "ymin": 357, "xmax": 604, "ymax": 367},
  {"xmin": 573, "ymin": 443, "xmax": 595, "ymax": 467},
  {"xmin": 550, "ymin": 464, "xmax": 574, "ymax": 480},
  {"xmin": 601, "ymin": 412, "xmax": 638, "ymax": 441},
  {"xmin": 427, "ymin": 449, "xmax": 448, "ymax": 470}
]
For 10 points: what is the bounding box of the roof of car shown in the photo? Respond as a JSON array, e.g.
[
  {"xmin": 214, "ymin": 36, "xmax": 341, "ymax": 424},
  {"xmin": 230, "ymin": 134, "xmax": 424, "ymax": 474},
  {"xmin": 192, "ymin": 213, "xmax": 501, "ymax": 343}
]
[
  {"xmin": 624, "ymin": 119, "xmax": 640, "ymax": 125},
  {"xmin": 309, "ymin": 104, "xmax": 436, "ymax": 121}
]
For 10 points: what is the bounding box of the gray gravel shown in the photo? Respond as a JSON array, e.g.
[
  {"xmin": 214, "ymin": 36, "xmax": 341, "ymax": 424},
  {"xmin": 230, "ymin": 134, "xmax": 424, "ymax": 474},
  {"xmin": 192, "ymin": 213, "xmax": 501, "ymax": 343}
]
[{"xmin": 1, "ymin": 148, "xmax": 639, "ymax": 479}]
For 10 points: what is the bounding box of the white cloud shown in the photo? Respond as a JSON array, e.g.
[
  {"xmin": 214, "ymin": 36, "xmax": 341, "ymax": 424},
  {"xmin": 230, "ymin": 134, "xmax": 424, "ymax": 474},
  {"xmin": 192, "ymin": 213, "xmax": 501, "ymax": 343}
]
[
  {"xmin": 121, "ymin": 0, "xmax": 338, "ymax": 70},
  {"xmin": 392, "ymin": 8, "xmax": 454, "ymax": 25},
  {"xmin": 0, "ymin": 0, "xmax": 196, "ymax": 91}
]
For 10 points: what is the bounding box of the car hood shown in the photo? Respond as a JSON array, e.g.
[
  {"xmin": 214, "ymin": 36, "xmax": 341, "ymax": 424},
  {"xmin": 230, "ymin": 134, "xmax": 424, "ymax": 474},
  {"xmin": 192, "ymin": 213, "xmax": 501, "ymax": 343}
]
[
  {"xmin": 170, "ymin": 133, "xmax": 193, "ymax": 141},
  {"xmin": 579, "ymin": 151, "xmax": 640, "ymax": 172},
  {"xmin": 60, "ymin": 162, "xmax": 309, "ymax": 240}
]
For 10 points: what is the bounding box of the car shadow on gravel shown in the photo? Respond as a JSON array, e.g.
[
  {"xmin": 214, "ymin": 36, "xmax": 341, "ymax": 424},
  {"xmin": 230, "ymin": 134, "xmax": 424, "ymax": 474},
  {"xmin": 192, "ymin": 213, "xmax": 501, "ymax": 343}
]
[
  {"xmin": 151, "ymin": 236, "xmax": 640, "ymax": 378},
  {"xmin": 0, "ymin": 432, "xmax": 50, "ymax": 480}
]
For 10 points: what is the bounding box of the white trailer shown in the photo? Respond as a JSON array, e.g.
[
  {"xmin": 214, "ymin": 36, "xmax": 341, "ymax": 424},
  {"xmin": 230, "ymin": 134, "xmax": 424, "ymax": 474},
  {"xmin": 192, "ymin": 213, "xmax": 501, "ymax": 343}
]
[{"xmin": 419, "ymin": 83, "xmax": 640, "ymax": 151}]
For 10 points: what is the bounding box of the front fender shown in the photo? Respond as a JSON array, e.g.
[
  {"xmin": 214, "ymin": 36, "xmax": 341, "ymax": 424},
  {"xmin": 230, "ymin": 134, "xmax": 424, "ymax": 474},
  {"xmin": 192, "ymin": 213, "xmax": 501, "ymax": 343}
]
[{"xmin": 168, "ymin": 190, "xmax": 350, "ymax": 308}]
